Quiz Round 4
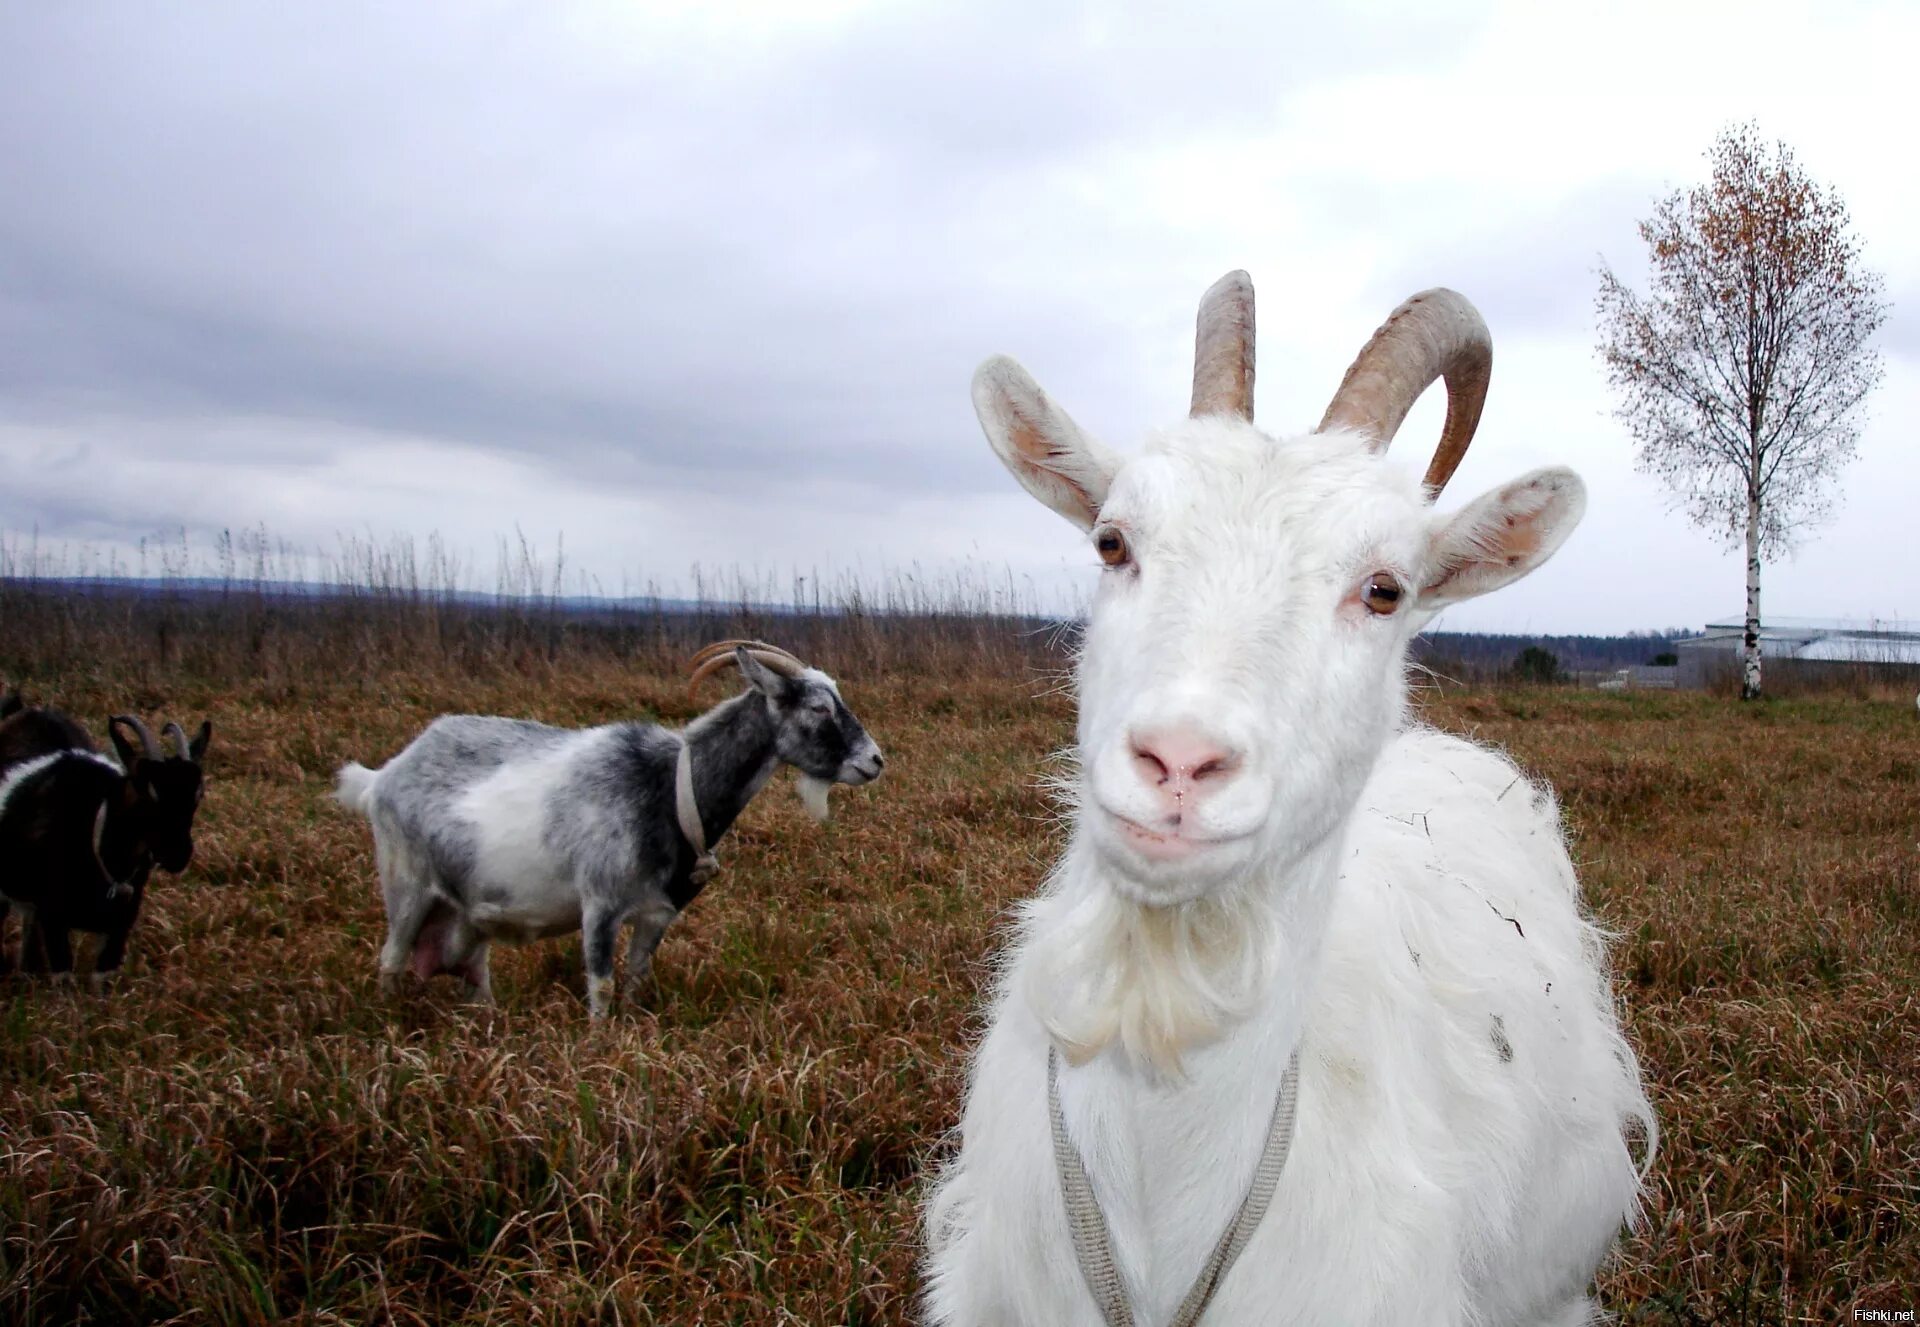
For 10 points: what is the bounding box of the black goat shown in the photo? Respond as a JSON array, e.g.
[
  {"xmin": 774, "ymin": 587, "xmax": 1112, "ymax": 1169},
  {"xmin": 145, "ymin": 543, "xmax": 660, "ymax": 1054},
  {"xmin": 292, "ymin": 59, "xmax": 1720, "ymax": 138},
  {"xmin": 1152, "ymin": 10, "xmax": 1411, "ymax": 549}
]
[
  {"xmin": 0, "ymin": 695, "xmax": 212, "ymax": 987},
  {"xmin": 0, "ymin": 730, "xmax": 129, "ymax": 977}
]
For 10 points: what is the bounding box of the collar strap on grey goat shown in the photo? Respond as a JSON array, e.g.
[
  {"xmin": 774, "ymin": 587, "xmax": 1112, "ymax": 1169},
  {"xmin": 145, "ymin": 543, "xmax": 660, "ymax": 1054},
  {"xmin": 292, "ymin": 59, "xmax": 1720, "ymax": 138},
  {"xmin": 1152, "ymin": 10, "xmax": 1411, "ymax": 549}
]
[
  {"xmin": 674, "ymin": 737, "xmax": 719, "ymax": 884},
  {"xmin": 1048, "ymin": 1045, "xmax": 1302, "ymax": 1327}
]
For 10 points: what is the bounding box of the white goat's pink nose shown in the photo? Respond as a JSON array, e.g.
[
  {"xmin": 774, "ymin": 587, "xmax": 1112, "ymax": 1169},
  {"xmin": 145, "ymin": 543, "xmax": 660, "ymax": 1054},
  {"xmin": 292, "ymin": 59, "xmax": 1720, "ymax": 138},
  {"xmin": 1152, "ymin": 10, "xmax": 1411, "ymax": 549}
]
[{"xmin": 1129, "ymin": 727, "xmax": 1241, "ymax": 813}]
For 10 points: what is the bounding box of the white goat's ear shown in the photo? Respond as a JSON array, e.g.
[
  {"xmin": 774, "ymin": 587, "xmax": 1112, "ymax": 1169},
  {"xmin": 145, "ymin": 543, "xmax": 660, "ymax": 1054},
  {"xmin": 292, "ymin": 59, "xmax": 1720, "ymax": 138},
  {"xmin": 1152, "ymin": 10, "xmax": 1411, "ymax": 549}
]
[
  {"xmin": 1421, "ymin": 467, "xmax": 1586, "ymax": 608},
  {"xmin": 972, "ymin": 356, "xmax": 1117, "ymax": 531}
]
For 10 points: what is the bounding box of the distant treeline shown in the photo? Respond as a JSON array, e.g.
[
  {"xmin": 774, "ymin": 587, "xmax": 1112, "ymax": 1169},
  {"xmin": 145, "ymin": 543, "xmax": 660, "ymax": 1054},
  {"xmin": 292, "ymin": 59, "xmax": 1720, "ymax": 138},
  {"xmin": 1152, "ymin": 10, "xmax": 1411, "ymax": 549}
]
[
  {"xmin": 0, "ymin": 525, "xmax": 1705, "ymax": 690},
  {"xmin": 1412, "ymin": 631, "xmax": 1695, "ymax": 683},
  {"xmin": 0, "ymin": 571, "xmax": 1691, "ymax": 694}
]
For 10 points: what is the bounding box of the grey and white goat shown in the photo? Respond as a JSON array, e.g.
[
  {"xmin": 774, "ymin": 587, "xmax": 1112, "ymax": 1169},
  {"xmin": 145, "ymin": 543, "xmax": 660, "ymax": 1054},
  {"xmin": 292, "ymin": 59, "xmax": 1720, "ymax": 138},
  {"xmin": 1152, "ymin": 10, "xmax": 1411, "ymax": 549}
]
[{"xmin": 334, "ymin": 642, "xmax": 885, "ymax": 1016}]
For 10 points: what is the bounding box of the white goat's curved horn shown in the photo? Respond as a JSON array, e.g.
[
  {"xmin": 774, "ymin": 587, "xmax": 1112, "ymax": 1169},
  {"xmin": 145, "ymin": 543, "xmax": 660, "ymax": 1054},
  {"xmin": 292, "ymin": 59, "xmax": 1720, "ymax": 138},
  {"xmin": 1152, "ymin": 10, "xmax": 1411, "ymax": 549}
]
[
  {"xmin": 1316, "ymin": 288, "xmax": 1491, "ymax": 498},
  {"xmin": 1190, "ymin": 270, "xmax": 1256, "ymax": 422},
  {"xmin": 112, "ymin": 714, "xmax": 162, "ymax": 760},
  {"xmin": 162, "ymin": 721, "xmax": 192, "ymax": 759},
  {"xmin": 686, "ymin": 640, "xmax": 807, "ymax": 698}
]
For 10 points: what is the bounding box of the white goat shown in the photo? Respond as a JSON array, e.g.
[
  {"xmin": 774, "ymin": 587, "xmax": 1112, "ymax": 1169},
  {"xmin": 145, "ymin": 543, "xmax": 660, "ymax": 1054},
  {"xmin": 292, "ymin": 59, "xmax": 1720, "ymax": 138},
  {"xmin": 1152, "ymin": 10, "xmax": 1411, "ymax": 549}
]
[{"xmin": 923, "ymin": 274, "xmax": 1653, "ymax": 1326}]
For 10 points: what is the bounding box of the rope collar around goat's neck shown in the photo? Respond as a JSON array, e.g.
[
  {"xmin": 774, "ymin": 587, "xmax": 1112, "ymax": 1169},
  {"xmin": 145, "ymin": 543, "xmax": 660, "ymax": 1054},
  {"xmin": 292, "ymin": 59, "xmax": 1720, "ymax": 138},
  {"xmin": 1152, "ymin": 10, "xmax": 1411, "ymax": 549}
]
[
  {"xmin": 1049, "ymin": 1045, "xmax": 1302, "ymax": 1327},
  {"xmin": 674, "ymin": 736, "xmax": 719, "ymax": 885}
]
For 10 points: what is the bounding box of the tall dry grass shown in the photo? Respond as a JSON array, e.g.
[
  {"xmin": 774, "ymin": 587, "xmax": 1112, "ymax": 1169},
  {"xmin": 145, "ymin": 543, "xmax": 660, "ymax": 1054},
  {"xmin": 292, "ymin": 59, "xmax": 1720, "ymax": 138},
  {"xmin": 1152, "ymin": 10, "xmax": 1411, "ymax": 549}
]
[
  {"xmin": 0, "ymin": 583, "xmax": 1914, "ymax": 1323},
  {"xmin": 0, "ymin": 529, "xmax": 1078, "ymax": 690}
]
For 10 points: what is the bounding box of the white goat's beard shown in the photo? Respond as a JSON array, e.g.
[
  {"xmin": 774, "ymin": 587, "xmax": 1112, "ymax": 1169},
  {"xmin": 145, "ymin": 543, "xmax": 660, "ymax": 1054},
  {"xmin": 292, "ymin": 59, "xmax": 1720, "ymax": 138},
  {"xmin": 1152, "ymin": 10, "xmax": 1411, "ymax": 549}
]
[
  {"xmin": 795, "ymin": 773, "xmax": 833, "ymax": 823},
  {"xmin": 1024, "ymin": 877, "xmax": 1280, "ymax": 1080}
]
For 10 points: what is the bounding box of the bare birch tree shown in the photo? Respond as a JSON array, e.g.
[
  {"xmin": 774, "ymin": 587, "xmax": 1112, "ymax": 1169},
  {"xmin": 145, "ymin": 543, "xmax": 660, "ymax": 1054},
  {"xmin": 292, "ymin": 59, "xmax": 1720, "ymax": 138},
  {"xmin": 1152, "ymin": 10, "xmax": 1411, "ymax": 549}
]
[{"xmin": 1596, "ymin": 124, "xmax": 1887, "ymax": 699}]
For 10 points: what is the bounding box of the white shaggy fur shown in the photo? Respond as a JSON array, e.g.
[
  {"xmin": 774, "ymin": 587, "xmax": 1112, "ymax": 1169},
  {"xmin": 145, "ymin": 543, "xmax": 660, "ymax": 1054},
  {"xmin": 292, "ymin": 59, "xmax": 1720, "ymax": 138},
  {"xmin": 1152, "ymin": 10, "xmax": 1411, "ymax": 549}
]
[{"xmin": 924, "ymin": 293, "xmax": 1653, "ymax": 1325}]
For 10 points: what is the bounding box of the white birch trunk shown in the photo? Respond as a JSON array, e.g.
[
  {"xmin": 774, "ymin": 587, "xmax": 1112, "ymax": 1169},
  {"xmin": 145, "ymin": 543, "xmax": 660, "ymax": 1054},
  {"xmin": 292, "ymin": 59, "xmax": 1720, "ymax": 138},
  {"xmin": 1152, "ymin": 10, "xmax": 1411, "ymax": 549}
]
[{"xmin": 1742, "ymin": 491, "xmax": 1763, "ymax": 701}]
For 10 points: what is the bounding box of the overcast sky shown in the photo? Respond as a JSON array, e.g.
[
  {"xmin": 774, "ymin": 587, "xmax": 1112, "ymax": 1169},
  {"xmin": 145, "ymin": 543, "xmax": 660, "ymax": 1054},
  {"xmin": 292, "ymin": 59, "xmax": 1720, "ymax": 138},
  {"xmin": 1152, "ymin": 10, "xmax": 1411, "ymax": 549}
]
[{"xmin": 1, "ymin": 1, "xmax": 1914, "ymax": 634}]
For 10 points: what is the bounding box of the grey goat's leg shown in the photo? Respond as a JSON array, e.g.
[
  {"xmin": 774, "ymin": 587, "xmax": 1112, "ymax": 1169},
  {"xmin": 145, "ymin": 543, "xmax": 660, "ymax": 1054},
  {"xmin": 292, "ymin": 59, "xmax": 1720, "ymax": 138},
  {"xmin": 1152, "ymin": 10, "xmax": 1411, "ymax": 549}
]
[
  {"xmin": 581, "ymin": 897, "xmax": 624, "ymax": 1019},
  {"xmin": 623, "ymin": 897, "xmax": 680, "ymax": 1002}
]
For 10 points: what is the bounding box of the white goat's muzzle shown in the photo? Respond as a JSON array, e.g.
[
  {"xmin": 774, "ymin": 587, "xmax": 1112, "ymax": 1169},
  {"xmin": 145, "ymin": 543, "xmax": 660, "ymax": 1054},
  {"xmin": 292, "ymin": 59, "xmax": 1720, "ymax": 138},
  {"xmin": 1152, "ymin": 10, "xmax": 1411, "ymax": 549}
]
[{"xmin": 1084, "ymin": 716, "xmax": 1269, "ymax": 898}]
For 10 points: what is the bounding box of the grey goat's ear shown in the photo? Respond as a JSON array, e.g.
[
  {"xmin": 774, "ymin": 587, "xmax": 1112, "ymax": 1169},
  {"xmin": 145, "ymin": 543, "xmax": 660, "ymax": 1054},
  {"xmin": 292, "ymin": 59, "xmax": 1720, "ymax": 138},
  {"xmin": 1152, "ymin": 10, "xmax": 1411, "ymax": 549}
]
[{"xmin": 736, "ymin": 646, "xmax": 788, "ymax": 697}]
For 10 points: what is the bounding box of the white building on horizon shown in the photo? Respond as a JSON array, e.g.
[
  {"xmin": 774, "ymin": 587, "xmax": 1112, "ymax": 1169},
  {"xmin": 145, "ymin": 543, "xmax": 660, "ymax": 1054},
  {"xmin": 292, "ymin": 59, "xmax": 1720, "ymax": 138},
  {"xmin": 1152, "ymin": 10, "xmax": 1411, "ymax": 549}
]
[{"xmin": 1675, "ymin": 617, "xmax": 1920, "ymax": 688}]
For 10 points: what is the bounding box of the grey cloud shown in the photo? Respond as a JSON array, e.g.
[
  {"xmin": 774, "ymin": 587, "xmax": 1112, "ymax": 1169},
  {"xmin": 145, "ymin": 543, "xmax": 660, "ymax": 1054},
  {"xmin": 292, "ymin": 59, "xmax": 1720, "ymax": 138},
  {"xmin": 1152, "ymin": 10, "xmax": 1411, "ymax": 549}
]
[
  {"xmin": 1370, "ymin": 176, "xmax": 1671, "ymax": 340},
  {"xmin": 0, "ymin": 1, "xmax": 1489, "ymax": 524},
  {"xmin": 1876, "ymin": 286, "xmax": 1919, "ymax": 361},
  {"xmin": 33, "ymin": 0, "xmax": 1910, "ymax": 641}
]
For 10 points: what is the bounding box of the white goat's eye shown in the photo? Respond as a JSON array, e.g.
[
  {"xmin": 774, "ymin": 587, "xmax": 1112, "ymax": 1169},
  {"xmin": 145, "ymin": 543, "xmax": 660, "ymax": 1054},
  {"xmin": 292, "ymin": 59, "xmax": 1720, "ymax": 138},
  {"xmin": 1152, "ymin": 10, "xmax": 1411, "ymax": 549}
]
[
  {"xmin": 1093, "ymin": 525, "xmax": 1130, "ymax": 568},
  {"xmin": 1362, "ymin": 572, "xmax": 1404, "ymax": 615}
]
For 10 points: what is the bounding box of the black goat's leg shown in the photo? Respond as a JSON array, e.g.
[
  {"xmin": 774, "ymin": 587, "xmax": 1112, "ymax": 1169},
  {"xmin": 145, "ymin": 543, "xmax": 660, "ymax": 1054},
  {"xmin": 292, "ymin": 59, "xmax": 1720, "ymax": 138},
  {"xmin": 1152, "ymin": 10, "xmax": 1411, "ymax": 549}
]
[
  {"xmin": 19, "ymin": 914, "xmax": 51, "ymax": 975},
  {"xmin": 28, "ymin": 922, "xmax": 74, "ymax": 984},
  {"xmin": 91, "ymin": 926, "xmax": 132, "ymax": 994}
]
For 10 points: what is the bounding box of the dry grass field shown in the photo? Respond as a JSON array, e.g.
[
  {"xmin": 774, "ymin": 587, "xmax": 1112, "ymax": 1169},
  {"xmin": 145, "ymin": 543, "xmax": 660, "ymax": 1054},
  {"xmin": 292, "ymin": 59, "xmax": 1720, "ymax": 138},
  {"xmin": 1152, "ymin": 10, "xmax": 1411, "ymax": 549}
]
[{"xmin": 1, "ymin": 652, "xmax": 1916, "ymax": 1325}]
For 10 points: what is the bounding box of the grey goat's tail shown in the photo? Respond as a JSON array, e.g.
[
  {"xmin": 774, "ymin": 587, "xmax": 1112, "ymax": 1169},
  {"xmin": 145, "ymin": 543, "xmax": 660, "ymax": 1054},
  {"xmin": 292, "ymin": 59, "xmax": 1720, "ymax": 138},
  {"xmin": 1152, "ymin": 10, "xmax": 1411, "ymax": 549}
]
[{"xmin": 333, "ymin": 761, "xmax": 380, "ymax": 816}]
